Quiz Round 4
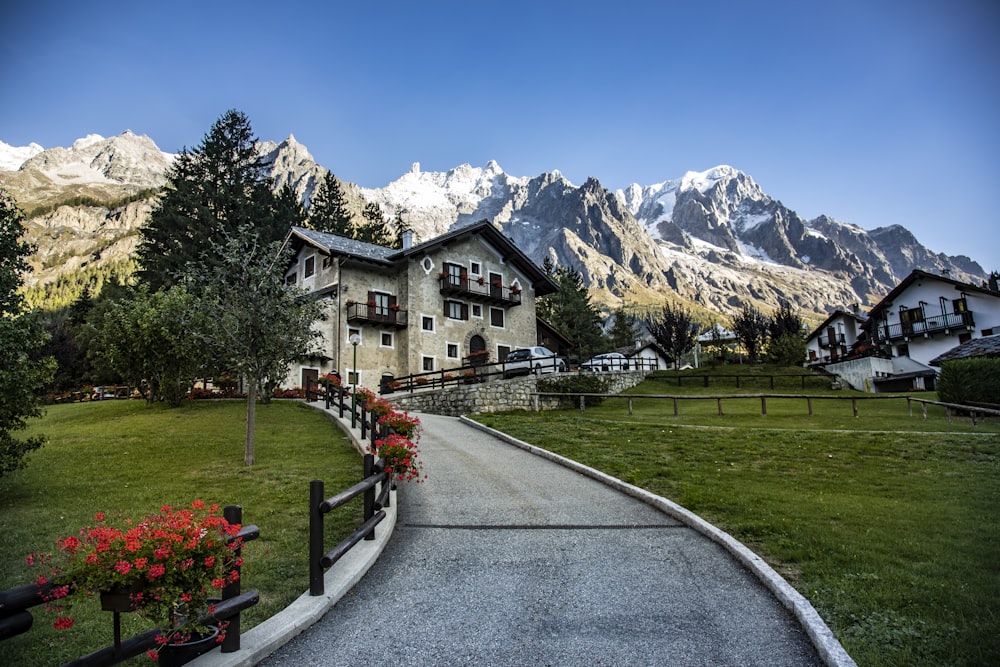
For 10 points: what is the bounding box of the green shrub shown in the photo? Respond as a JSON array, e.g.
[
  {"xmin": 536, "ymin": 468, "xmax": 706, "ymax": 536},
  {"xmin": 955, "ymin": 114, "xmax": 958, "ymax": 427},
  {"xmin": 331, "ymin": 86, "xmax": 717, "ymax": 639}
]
[
  {"xmin": 538, "ymin": 374, "xmax": 610, "ymax": 406},
  {"xmin": 937, "ymin": 358, "xmax": 1000, "ymax": 405}
]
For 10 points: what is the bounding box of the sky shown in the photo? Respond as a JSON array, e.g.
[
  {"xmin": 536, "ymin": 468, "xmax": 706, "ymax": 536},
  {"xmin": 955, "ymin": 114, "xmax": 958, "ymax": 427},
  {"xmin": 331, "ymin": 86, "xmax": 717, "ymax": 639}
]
[{"xmin": 2, "ymin": 0, "xmax": 998, "ymax": 270}]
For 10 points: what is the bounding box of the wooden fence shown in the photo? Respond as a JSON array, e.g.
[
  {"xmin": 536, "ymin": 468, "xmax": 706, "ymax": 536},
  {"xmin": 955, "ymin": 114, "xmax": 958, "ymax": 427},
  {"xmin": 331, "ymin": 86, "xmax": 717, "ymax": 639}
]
[{"xmin": 535, "ymin": 392, "xmax": 1000, "ymax": 425}]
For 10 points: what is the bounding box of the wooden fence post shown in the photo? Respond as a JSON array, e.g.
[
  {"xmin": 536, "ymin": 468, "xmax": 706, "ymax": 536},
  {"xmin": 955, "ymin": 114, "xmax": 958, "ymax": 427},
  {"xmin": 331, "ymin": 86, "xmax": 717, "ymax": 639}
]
[
  {"xmin": 852, "ymin": 398, "xmax": 858, "ymax": 418},
  {"xmin": 717, "ymin": 397, "xmax": 723, "ymax": 416},
  {"xmin": 222, "ymin": 505, "xmax": 243, "ymax": 652},
  {"xmin": 628, "ymin": 397, "xmax": 633, "ymax": 416},
  {"xmin": 673, "ymin": 397, "xmax": 678, "ymax": 416},
  {"xmin": 309, "ymin": 480, "xmax": 325, "ymax": 596},
  {"xmin": 363, "ymin": 454, "xmax": 376, "ymax": 541},
  {"xmin": 807, "ymin": 397, "xmax": 813, "ymax": 416},
  {"xmin": 760, "ymin": 396, "xmax": 767, "ymax": 416}
]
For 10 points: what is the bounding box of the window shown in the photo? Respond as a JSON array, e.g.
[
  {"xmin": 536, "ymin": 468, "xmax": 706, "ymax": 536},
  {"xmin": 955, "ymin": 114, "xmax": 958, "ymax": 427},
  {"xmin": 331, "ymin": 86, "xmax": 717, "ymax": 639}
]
[
  {"xmin": 422, "ymin": 356, "xmax": 435, "ymax": 372},
  {"xmin": 285, "ymin": 273, "xmax": 297, "ymax": 285},
  {"xmin": 348, "ymin": 370, "xmax": 359, "ymax": 385},
  {"xmin": 896, "ymin": 343, "xmax": 909, "ymax": 357},
  {"xmin": 490, "ymin": 307, "xmax": 505, "ymax": 328},
  {"xmin": 471, "ymin": 304, "xmax": 483, "ymax": 318},
  {"xmin": 445, "ymin": 300, "xmax": 469, "ymax": 320},
  {"xmin": 958, "ymin": 333, "xmax": 972, "ymax": 344},
  {"xmin": 369, "ymin": 291, "xmax": 391, "ymax": 318},
  {"xmin": 470, "ymin": 261, "xmax": 481, "ymax": 276},
  {"xmin": 983, "ymin": 328, "xmax": 995, "ymax": 336},
  {"xmin": 348, "ymin": 327, "xmax": 361, "ymax": 342},
  {"xmin": 953, "ymin": 298, "xmax": 967, "ymax": 313},
  {"xmin": 421, "ymin": 257, "xmax": 434, "ymax": 273},
  {"xmin": 447, "ymin": 343, "xmax": 459, "ymax": 359},
  {"xmin": 422, "ymin": 316, "xmax": 435, "ymax": 332},
  {"xmin": 304, "ymin": 256, "xmax": 315, "ymax": 278},
  {"xmin": 444, "ymin": 262, "xmax": 465, "ymax": 286},
  {"xmin": 498, "ymin": 345, "xmax": 511, "ymax": 362},
  {"xmin": 322, "ymin": 256, "xmax": 332, "ymax": 269},
  {"xmin": 380, "ymin": 332, "xmax": 393, "ymax": 347}
]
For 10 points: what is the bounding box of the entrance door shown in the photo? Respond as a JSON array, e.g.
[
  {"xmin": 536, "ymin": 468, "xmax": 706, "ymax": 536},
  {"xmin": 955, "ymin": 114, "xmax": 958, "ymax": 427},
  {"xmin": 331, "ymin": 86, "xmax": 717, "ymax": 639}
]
[
  {"xmin": 302, "ymin": 368, "xmax": 319, "ymax": 393},
  {"xmin": 469, "ymin": 335, "xmax": 487, "ymax": 365}
]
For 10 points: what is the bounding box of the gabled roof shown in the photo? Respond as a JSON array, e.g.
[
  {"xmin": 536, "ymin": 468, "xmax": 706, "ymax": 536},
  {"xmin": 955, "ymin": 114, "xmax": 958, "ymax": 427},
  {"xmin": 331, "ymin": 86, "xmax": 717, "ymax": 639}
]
[
  {"xmin": 288, "ymin": 220, "xmax": 559, "ymax": 295},
  {"xmin": 806, "ymin": 309, "xmax": 866, "ymax": 342},
  {"xmin": 866, "ymin": 269, "xmax": 1000, "ymax": 325},
  {"xmin": 289, "ymin": 227, "xmax": 396, "ymax": 265},
  {"xmin": 697, "ymin": 323, "xmax": 737, "ymax": 343},
  {"xmin": 929, "ymin": 334, "xmax": 1000, "ymax": 366}
]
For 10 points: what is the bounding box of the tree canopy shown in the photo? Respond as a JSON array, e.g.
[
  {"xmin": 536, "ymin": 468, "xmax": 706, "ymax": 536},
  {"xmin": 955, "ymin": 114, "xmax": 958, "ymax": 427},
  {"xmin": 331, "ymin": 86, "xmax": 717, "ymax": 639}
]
[
  {"xmin": 645, "ymin": 301, "xmax": 699, "ymax": 370},
  {"xmin": 137, "ymin": 109, "xmax": 290, "ymax": 290},
  {"xmin": 0, "ymin": 189, "xmax": 54, "ymax": 477},
  {"xmin": 537, "ymin": 261, "xmax": 607, "ymax": 359}
]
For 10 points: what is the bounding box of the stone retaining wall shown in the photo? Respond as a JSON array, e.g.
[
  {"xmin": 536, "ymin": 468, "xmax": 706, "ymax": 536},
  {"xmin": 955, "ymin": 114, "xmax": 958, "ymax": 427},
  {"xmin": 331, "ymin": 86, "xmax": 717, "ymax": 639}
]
[{"xmin": 384, "ymin": 371, "xmax": 651, "ymax": 416}]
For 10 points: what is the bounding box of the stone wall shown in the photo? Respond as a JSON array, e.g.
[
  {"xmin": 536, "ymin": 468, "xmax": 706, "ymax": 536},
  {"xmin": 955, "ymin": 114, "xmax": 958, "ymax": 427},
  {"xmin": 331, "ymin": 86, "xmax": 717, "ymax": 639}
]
[{"xmin": 384, "ymin": 371, "xmax": 651, "ymax": 416}]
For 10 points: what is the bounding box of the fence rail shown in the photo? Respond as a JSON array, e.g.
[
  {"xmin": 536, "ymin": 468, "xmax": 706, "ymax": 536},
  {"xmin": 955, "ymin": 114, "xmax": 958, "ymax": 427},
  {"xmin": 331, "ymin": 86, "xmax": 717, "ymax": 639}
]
[
  {"xmin": 309, "ymin": 454, "xmax": 391, "ymax": 596},
  {"xmin": 534, "ymin": 392, "xmax": 1000, "ymax": 425},
  {"xmin": 0, "ymin": 506, "xmax": 260, "ymax": 666}
]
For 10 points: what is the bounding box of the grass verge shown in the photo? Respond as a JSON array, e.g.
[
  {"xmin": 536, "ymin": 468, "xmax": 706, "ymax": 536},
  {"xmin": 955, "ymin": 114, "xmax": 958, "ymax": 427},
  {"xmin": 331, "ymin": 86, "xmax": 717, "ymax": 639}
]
[
  {"xmin": 0, "ymin": 399, "xmax": 362, "ymax": 666},
  {"xmin": 473, "ymin": 379, "xmax": 1000, "ymax": 667}
]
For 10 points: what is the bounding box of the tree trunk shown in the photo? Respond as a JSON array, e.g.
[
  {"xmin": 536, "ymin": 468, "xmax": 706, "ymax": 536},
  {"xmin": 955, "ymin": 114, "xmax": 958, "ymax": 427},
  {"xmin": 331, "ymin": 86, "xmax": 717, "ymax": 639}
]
[{"xmin": 244, "ymin": 383, "xmax": 256, "ymax": 466}]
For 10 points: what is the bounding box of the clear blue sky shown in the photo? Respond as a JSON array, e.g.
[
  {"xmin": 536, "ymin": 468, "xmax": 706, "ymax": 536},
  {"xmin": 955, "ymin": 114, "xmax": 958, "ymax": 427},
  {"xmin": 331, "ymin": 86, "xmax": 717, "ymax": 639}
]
[{"xmin": 2, "ymin": 0, "xmax": 997, "ymax": 270}]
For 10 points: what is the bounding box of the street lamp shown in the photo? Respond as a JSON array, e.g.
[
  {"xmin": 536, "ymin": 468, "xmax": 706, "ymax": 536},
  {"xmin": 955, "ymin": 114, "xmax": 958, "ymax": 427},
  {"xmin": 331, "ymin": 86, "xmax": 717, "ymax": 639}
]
[{"xmin": 349, "ymin": 333, "xmax": 360, "ymax": 428}]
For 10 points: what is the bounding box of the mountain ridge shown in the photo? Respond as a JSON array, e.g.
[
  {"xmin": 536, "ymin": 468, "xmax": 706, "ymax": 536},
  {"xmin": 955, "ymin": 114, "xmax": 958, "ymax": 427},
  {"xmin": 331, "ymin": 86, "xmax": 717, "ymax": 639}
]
[{"xmin": 0, "ymin": 132, "xmax": 987, "ymax": 320}]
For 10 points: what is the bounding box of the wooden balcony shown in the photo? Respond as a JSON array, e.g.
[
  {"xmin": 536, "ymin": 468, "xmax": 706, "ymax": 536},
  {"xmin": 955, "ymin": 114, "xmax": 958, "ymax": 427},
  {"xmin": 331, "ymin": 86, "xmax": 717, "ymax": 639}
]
[
  {"xmin": 346, "ymin": 303, "xmax": 408, "ymax": 328},
  {"xmin": 438, "ymin": 276, "xmax": 522, "ymax": 307},
  {"xmin": 872, "ymin": 310, "xmax": 974, "ymax": 342}
]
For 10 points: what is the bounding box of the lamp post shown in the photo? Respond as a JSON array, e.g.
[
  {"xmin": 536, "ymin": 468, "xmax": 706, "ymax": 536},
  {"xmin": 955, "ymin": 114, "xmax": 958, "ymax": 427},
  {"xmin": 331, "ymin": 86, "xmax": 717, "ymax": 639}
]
[{"xmin": 349, "ymin": 333, "xmax": 360, "ymax": 428}]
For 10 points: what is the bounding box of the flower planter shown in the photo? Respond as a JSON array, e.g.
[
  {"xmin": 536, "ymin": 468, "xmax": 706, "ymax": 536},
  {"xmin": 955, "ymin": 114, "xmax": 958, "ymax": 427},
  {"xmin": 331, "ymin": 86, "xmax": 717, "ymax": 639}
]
[
  {"xmin": 99, "ymin": 582, "xmax": 145, "ymax": 612},
  {"xmin": 158, "ymin": 624, "xmax": 220, "ymax": 667}
]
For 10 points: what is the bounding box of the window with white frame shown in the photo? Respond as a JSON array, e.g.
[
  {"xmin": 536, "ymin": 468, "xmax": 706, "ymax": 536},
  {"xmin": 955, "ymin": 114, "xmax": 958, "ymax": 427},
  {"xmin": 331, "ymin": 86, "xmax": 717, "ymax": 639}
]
[
  {"xmin": 422, "ymin": 356, "xmax": 435, "ymax": 372},
  {"xmin": 470, "ymin": 261, "xmax": 481, "ymax": 276},
  {"xmin": 445, "ymin": 300, "xmax": 469, "ymax": 320},
  {"xmin": 380, "ymin": 332, "xmax": 393, "ymax": 347},
  {"xmin": 422, "ymin": 315, "xmax": 435, "ymax": 332},
  {"xmin": 471, "ymin": 304, "xmax": 483, "ymax": 319},
  {"xmin": 446, "ymin": 343, "xmax": 459, "ymax": 359},
  {"xmin": 490, "ymin": 307, "xmax": 505, "ymax": 328}
]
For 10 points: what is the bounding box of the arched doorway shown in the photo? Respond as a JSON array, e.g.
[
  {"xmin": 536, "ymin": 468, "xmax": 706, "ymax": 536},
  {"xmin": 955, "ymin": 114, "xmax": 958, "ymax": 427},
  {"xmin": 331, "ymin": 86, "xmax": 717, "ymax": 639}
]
[{"xmin": 469, "ymin": 334, "xmax": 487, "ymax": 365}]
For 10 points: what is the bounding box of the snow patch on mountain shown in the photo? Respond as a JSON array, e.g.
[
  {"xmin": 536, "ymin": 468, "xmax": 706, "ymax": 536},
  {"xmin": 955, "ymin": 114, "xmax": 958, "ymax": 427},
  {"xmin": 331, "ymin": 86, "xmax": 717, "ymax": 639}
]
[{"xmin": 0, "ymin": 140, "xmax": 45, "ymax": 171}]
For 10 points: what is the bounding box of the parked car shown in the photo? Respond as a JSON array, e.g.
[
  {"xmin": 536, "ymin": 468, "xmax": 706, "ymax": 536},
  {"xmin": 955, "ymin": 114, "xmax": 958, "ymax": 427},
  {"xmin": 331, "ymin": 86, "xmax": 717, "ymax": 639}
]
[
  {"xmin": 580, "ymin": 352, "xmax": 630, "ymax": 372},
  {"xmin": 503, "ymin": 346, "xmax": 567, "ymax": 378}
]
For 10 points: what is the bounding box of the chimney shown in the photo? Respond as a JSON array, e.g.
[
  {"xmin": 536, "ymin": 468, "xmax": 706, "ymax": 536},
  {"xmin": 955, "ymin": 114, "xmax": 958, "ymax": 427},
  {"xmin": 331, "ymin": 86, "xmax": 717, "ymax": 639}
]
[{"xmin": 401, "ymin": 228, "xmax": 413, "ymax": 250}]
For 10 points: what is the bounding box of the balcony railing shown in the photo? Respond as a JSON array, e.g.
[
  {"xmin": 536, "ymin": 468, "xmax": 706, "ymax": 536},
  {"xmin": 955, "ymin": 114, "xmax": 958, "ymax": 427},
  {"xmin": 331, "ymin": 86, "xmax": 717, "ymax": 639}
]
[
  {"xmin": 818, "ymin": 333, "xmax": 846, "ymax": 348},
  {"xmin": 873, "ymin": 310, "xmax": 974, "ymax": 342},
  {"xmin": 346, "ymin": 303, "xmax": 408, "ymax": 328},
  {"xmin": 439, "ymin": 276, "xmax": 522, "ymax": 306}
]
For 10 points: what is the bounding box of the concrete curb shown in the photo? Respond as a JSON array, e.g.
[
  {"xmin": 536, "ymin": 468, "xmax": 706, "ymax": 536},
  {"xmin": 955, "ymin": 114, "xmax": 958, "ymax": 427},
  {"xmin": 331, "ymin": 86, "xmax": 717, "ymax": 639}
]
[
  {"xmin": 459, "ymin": 415, "xmax": 858, "ymax": 667},
  {"xmin": 189, "ymin": 404, "xmax": 396, "ymax": 667}
]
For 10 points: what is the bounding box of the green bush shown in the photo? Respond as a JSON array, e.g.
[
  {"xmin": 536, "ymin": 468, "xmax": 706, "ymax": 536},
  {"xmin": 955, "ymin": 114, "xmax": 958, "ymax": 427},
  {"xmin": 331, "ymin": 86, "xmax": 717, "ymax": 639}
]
[
  {"xmin": 538, "ymin": 374, "xmax": 610, "ymax": 406},
  {"xmin": 937, "ymin": 358, "xmax": 1000, "ymax": 405}
]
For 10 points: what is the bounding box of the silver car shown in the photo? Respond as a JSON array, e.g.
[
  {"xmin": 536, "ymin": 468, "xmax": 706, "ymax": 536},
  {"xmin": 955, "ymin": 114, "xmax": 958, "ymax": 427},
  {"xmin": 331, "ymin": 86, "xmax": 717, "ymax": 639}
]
[
  {"xmin": 503, "ymin": 346, "xmax": 567, "ymax": 378},
  {"xmin": 580, "ymin": 352, "xmax": 630, "ymax": 372}
]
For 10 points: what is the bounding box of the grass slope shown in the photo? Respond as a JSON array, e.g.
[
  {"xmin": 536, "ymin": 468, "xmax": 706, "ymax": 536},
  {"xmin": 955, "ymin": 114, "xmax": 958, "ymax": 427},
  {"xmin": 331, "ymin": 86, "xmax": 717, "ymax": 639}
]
[{"xmin": 0, "ymin": 400, "xmax": 362, "ymax": 666}]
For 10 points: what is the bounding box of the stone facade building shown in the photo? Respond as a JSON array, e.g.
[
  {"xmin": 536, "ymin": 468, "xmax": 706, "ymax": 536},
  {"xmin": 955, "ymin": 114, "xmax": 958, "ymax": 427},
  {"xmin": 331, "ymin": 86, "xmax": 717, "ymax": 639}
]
[{"xmin": 282, "ymin": 221, "xmax": 558, "ymax": 392}]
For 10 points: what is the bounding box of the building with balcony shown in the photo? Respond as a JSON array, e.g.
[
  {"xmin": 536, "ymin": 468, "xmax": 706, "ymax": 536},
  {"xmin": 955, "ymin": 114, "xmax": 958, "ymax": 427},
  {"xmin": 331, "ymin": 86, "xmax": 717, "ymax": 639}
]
[
  {"xmin": 805, "ymin": 308, "xmax": 866, "ymax": 364},
  {"xmin": 863, "ymin": 269, "xmax": 1000, "ymax": 369},
  {"xmin": 282, "ymin": 220, "xmax": 558, "ymax": 391}
]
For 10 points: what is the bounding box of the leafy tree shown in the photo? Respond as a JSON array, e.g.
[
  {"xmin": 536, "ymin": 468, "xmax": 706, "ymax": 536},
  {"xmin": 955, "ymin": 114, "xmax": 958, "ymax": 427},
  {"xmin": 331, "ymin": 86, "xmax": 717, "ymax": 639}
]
[
  {"xmin": 307, "ymin": 171, "xmax": 353, "ymax": 236},
  {"xmin": 188, "ymin": 225, "xmax": 322, "ymax": 466},
  {"xmin": 137, "ymin": 109, "xmax": 286, "ymax": 290},
  {"xmin": 0, "ymin": 189, "xmax": 54, "ymax": 477},
  {"xmin": 645, "ymin": 302, "xmax": 699, "ymax": 370},
  {"xmin": 356, "ymin": 200, "xmax": 392, "ymax": 246},
  {"xmin": 731, "ymin": 303, "xmax": 769, "ymax": 363},
  {"xmin": 537, "ymin": 263, "xmax": 606, "ymax": 359},
  {"xmin": 766, "ymin": 302, "xmax": 806, "ymax": 365},
  {"xmin": 607, "ymin": 306, "xmax": 640, "ymax": 349},
  {"xmin": 94, "ymin": 284, "xmax": 210, "ymax": 406}
]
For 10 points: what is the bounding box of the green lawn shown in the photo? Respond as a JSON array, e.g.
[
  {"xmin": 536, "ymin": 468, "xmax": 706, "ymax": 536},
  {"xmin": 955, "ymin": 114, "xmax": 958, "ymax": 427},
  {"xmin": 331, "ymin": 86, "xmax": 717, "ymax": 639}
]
[
  {"xmin": 475, "ymin": 373, "xmax": 1000, "ymax": 667},
  {"xmin": 0, "ymin": 399, "xmax": 363, "ymax": 666}
]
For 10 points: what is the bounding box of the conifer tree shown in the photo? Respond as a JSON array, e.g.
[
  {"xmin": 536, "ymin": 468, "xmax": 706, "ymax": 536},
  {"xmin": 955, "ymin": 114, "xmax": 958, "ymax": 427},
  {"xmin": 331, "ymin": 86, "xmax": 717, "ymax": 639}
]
[
  {"xmin": 537, "ymin": 263, "xmax": 606, "ymax": 359},
  {"xmin": 356, "ymin": 200, "xmax": 392, "ymax": 246},
  {"xmin": 137, "ymin": 109, "xmax": 282, "ymax": 290},
  {"xmin": 0, "ymin": 189, "xmax": 54, "ymax": 477},
  {"xmin": 307, "ymin": 171, "xmax": 353, "ymax": 236}
]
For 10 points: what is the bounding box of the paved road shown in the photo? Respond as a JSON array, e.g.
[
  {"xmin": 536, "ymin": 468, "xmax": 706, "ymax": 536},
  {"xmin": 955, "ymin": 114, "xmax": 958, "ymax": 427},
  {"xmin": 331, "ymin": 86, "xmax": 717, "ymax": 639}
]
[{"xmin": 263, "ymin": 413, "xmax": 823, "ymax": 666}]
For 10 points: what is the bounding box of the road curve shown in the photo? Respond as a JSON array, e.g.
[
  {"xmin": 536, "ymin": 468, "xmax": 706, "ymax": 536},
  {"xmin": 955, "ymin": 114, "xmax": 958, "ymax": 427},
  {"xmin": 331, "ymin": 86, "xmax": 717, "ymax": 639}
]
[{"xmin": 262, "ymin": 412, "xmax": 824, "ymax": 666}]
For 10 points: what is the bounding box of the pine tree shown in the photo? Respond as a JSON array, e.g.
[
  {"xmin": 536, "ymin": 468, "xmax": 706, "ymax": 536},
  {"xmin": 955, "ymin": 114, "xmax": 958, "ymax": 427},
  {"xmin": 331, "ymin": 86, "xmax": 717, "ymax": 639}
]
[
  {"xmin": 0, "ymin": 189, "xmax": 54, "ymax": 477},
  {"xmin": 356, "ymin": 200, "xmax": 392, "ymax": 245},
  {"xmin": 537, "ymin": 264, "xmax": 607, "ymax": 359},
  {"xmin": 607, "ymin": 306, "xmax": 640, "ymax": 349},
  {"xmin": 307, "ymin": 171, "xmax": 353, "ymax": 236},
  {"xmin": 137, "ymin": 109, "xmax": 281, "ymax": 290}
]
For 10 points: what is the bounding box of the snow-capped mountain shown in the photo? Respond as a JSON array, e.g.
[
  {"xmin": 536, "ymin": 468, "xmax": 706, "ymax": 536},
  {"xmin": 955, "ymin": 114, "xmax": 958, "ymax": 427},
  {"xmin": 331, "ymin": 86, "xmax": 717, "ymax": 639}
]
[{"xmin": 0, "ymin": 133, "xmax": 987, "ymax": 319}]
